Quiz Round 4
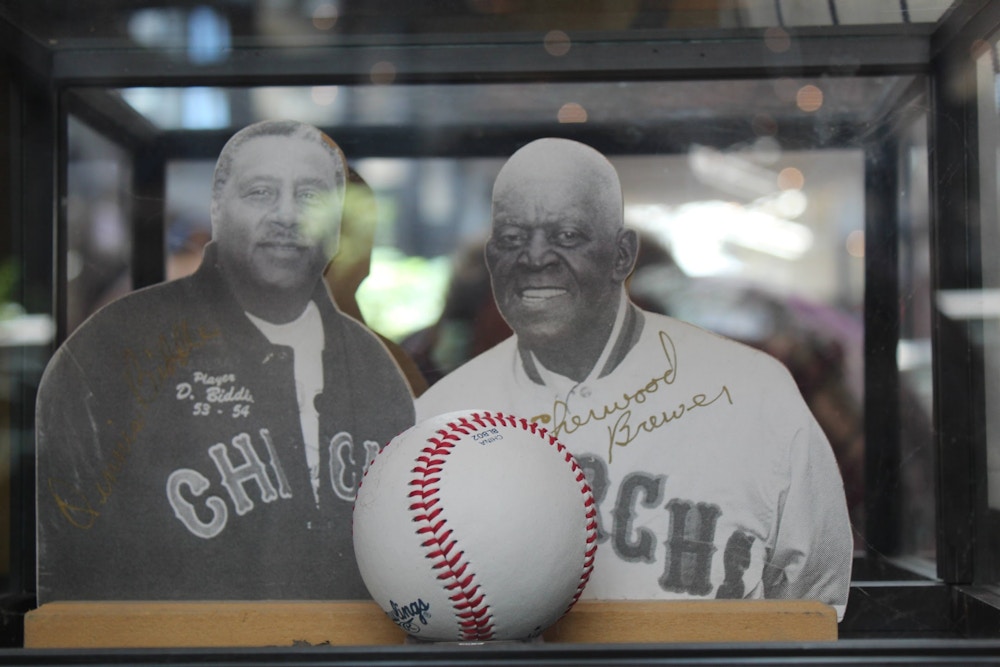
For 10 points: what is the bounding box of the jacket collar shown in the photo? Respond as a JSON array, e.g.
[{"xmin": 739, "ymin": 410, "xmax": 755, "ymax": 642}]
[
  {"xmin": 517, "ymin": 292, "xmax": 645, "ymax": 387},
  {"xmin": 186, "ymin": 242, "xmax": 342, "ymax": 352}
]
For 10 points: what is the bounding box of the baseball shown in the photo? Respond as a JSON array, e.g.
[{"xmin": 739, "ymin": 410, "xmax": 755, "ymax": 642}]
[{"xmin": 353, "ymin": 409, "xmax": 598, "ymax": 642}]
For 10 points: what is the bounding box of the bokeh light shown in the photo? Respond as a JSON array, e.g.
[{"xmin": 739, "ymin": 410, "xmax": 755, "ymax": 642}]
[
  {"xmin": 370, "ymin": 61, "xmax": 397, "ymax": 85},
  {"xmin": 311, "ymin": 2, "xmax": 338, "ymax": 30},
  {"xmin": 557, "ymin": 102, "xmax": 587, "ymax": 123},
  {"xmin": 544, "ymin": 30, "xmax": 571, "ymax": 57},
  {"xmin": 764, "ymin": 27, "xmax": 791, "ymax": 53},
  {"xmin": 778, "ymin": 167, "xmax": 804, "ymax": 190},
  {"xmin": 846, "ymin": 230, "xmax": 865, "ymax": 258},
  {"xmin": 310, "ymin": 86, "xmax": 338, "ymax": 106},
  {"xmin": 796, "ymin": 85, "xmax": 824, "ymax": 112}
]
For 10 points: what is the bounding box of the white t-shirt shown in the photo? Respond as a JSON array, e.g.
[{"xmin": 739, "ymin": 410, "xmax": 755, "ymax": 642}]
[{"xmin": 248, "ymin": 300, "xmax": 326, "ymax": 505}]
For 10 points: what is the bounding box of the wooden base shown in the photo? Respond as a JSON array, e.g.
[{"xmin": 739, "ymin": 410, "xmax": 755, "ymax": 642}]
[
  {"xmin": 543, "ymin": 600, "xmax": 837, "ymax": 644},
  {"xmin": 24, "ymin": 599, "xmax": 837, "ymax": 648}
]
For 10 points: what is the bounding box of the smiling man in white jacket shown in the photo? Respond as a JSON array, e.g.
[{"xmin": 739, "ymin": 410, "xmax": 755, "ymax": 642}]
[{"xmin": 416, "ymin": 137, "xmax": 852, "ymax": 620}]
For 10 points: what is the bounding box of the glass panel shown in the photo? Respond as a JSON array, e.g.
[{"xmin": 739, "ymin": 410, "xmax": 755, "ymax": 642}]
[
  {"xmin": 981, "ymin": 44, "xmax": 1000, "ymax": 509},
  {"xmin": 0, "ymin": 103, "xmax": 56, "ymax": 603},
  {"xmin": 898, "ymin": 113, "xmax": 936, "ymax": 570},
  {"xmin": 976, "ymin": 39, "xmax": 1000, "ymax": 583},
  {"xmin": 65, "ymin": 116, "xmax": 134, "ymax": 335},
  {"xmin": 115, "ymin": 79, "xmax": 912, "ymax": 133},
  {"xmin": 73, "ymin": 74, "xmax": 938, "ymax": 579}
]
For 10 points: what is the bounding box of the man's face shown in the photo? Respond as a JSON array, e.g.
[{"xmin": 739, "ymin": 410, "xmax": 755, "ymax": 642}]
[
  {"xmin": 212, "ymin": 135, "xmax": 342, "ymax": 294},
  {"xmin": 485, "ymin": 172, "xmax": 628, "ymax": 348}
]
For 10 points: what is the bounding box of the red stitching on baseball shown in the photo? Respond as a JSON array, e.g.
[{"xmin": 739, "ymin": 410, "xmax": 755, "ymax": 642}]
[
  {"xmin": 547, "ymin": 426, "xmax": 598, "ymax": 613},
  {"xmin": 408, "ymin": 410, "xmax": 596, "ymax": 640},
  {"xmin": 409, "ymin": 411, "xmax": 497, "ymax": 641}
]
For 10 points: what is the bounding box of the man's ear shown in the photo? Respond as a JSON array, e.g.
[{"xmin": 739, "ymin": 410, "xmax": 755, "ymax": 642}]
[
  {"xmin": 613, "ymin": 227, "xmax": 639, "ymax": 282},
  {"xmin": 209, "ymin": 200, "xmax": 219, "ymax": 234}
]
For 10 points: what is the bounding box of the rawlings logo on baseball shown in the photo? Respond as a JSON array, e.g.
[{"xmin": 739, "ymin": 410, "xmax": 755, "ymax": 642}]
[
  {"xmin": 353, "ymin": 409, "xmax": 598, "ymax": 642},
  {"xmin": 388, "ymin": 598, "xmax": 432, "ymax": 633}
]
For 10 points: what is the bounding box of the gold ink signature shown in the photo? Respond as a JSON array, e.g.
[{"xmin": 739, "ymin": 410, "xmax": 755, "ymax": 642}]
[
  {"xmin": 50, "ymin": 320, "xmax": 221, "ymax": 529},
  {"xmin": 604, "ymin": 386, "xmax": 732, "ymax": 458},
  {"xmin": 531, "ymin": 330, "xmax": 734, "ymax": 462},
  {"xmin": 123, "ymin": 321, "xmax": 221, "ymax": 407},
  {"xmin": 48, "ymin": 478, "xmax": 101, "ymax": 529}
]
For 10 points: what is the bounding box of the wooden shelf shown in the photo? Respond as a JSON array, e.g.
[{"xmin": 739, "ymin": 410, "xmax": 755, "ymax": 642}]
[{"xmin": 24, "ymin": 599, "xmax": 837, "ymax": 648}]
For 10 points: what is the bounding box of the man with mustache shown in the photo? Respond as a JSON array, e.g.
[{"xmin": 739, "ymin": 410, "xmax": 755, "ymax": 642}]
[
  {"xmin": 416, "ymin": 137, "xmax": 852, "ymax": 619},
  {"xmin": 36, "ymin": 120, "xmax": 415, "ymax": 601}
]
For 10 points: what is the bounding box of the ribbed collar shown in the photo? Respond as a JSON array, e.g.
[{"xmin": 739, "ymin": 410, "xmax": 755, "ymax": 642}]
[{"xmin": 517, "ymin": 290, "xmax": 644, "ymax": 388}]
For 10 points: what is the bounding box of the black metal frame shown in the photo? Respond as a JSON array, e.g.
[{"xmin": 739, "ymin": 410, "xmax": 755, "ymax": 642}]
[
  {"xmin": 0, "ymin": 40, "xmax": 55, "ymax": 647},
  {"xmin": 2, "ymin": 0, "xmax": 1000, "ymax": 658},
  {"xmin": 4, "ymin": 638, "xmax": 1000, "ymax": 667},
  {"xmin": 928, "ymin": 0, "xmax": 996, "ymax": 591}
]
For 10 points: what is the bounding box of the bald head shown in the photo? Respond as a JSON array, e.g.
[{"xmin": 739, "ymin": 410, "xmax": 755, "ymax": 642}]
[{"xmin": 492, "ymin": 137, "xmax": 624, "ymax": 230}]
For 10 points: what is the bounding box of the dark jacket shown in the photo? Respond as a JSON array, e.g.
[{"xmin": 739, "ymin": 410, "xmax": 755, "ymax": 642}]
[{"xmin": 36, "ymin": 244, "xmax": 415, "ymax": 602}]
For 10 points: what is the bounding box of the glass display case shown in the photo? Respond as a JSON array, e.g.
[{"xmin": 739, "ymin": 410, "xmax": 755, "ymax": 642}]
[{"xmin": 1, "ymin": 0, "xmax": 1000, "ymax": 663}]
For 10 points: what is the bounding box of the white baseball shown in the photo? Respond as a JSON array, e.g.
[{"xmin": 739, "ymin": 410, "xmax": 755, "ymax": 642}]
[{"xmin": 353, "ymin": 409, "xmax": 598, "ymax": 642}]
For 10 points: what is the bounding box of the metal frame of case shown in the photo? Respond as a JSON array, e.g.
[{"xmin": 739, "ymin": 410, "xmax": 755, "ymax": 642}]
[{"xmin": 2, "ymin": 0, "xmax": 1000, "ymax": 660}]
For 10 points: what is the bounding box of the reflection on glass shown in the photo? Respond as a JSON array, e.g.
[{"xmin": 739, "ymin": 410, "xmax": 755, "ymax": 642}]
[
  {"xmin": 976, "ymin": 40, "xmax": 1000, "ymax": 583},
  {"xmin": 979, "ymin": 45, "xmax": 1000, "ymax": 508},
  {"xmin": 66, "ymin": 117, "xmax": 133, "ymax": 334},
  {"xmin": 95, "ymin": 76, "xmax": 944, "ymax": 580},
  {"xmin": 898, "ymin": 114, "xmax": 935, "ymax": 568}
]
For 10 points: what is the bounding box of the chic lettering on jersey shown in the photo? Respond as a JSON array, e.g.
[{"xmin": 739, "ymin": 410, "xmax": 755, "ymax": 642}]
[
  {"xmin": 168, "ymin": 428, "xmax": 286, "ymax": 538},
  {"xmin": 328, "ymin": 431, "xmax": 380, "ymax": 501},
  {"xmin": 575, "ymin": 453, "xmax": 610, "ymax": 541},
  {"xmin": 716, "ymin": 530, "xmax": 755, "ymax": 598},
  {"xmin": 613, "ymin": 471, "xmax": 666, "ymax": 562},
  {"xmin": 581, "ymin": 457, "xmax": 756, "ymax": 600},
  {"xmin": 660, "ymin": 499, "xmax": 721, "ymax": 596},
  {"xmin": 166, "ymin": 428, "xmax": 377, "ymax": 538}
]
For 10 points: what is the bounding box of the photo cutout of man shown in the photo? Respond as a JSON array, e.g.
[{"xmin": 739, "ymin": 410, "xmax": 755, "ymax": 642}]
[
  {"xmin": 416, "ymin": 137, "xmax": 853, "ymax": 618},
  {"xmin": 36, "ymin": 120, "xmax": 415, "ymax": 602}
]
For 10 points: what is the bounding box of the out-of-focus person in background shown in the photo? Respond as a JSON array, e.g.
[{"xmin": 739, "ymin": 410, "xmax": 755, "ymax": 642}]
[
  {"xmin": 401, "ymin": 239, "xmax": 511, "ymax": 388},
  {"xmin": 326, "ymin": 169, "xmax": 429, "ymax": 397}
]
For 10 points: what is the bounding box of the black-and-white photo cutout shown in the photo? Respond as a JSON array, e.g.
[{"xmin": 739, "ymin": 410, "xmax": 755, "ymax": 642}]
[
  {"xmin": 36, "ymin": 120, "xmax": 416, "ymax": 602},
  {"xmin": 416, "ymin": 137, "xmax": 854, "ymax": 618}
]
